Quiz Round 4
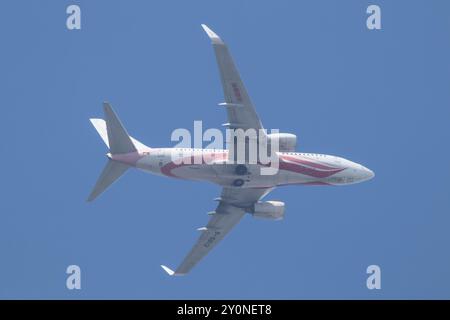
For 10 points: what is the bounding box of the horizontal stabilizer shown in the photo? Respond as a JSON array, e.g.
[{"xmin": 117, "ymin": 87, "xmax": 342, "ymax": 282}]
[{"xmin": 87, "ymin": 160, "xmax": 129, "ymax": 202}]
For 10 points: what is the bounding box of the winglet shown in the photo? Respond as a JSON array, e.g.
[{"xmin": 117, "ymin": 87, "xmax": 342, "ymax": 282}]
[
  {"xmin": 201, "ymin": 24, "xmax": 224, "ymax": 45},
  {"xmin": 160, "ymin": 265, "xmax": 175, "ymax": 276}
]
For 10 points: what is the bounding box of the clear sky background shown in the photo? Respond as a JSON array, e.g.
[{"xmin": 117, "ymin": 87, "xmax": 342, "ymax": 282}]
[{"xmin": 1, "ymin": 0, "xmax": 450, "ymax": 299}]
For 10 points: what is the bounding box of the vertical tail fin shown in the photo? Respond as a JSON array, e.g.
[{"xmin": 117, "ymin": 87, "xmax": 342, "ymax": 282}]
[
  {"xmin": 89, "ymin": 117, "xmax": 149, "ymax": 152},
  {"xmin": 103, "ymin": 102, "xmax": 137, "ymax": 154},
  {"xmin": 87, "ymin": 102, "xmax": 147, "ymax": 202}
]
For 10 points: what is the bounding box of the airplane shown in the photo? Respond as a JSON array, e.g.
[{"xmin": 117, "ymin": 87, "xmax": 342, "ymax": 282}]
[{"xmin": 87, "ymin": 24, "xmax": 374, "ymax": 276}]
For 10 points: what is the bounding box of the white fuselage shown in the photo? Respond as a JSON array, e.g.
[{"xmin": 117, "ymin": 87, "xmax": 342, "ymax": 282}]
[{"xmin": 109, "ymin": 148, "xmax": 375, "ymax": 188}]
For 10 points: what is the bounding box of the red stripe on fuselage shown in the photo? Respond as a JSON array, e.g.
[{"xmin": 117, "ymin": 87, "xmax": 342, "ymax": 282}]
[
  {"xmin": 160, "ymin": 151, "xmax": 346, "ymax": 180},
  {"xmin": 279, "ymin": 161, "xmax": 344, "ymax": 178},
  {"xmin": 280, "ymin": 155, "xmax": 340, "ymax": 170}
]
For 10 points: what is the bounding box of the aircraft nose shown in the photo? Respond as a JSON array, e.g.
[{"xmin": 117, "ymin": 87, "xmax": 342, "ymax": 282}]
[{"xmin": 360, "ymin": 166, "xmax": 375, "ymax": 181}]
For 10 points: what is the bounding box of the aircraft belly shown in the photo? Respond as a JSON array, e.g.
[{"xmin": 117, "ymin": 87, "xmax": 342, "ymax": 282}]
[
  {"xmin": 168, "ymin": 164, "xmax": 218, "ymax": 181},
  {"xmin": 135, "ymin": 156, "xmax": 166, "ymax": 177},
  {"xmin": 212, "ymin": 164, "xmax": 281, "ymax": 188},
  {"xmin": 136, "ymin": 156, "xmax": 325, "ymax": 187},
  {"xmin": 283, "ymin": 168, "xmax": 322, "ymax": 185}
]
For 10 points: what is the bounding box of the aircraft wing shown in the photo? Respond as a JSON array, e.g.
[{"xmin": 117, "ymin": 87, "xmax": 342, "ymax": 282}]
[
  {"xmin": 202, "ymin": 24, "xmax": 263, "ymax": 132},
  {"xmin": 161, "ymin": 187, "xmax": 273, "ymax": 276}
]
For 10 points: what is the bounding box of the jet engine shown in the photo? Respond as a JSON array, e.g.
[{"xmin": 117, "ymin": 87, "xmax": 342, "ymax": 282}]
[
  {"xmin": 252, "ymin": 201, "xmax": 285, "ymax": 220},
  {"xmin": 267, "ymin": 133, "xmax": 297, "ymax": 152}
]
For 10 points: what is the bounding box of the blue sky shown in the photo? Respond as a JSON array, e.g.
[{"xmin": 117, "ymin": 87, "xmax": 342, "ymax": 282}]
[{"xmin": 1, "ymin": 0, "xmax": 450, "ymax": 299}]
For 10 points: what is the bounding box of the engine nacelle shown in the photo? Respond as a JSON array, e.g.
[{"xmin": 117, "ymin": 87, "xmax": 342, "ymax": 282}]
[
  {"xmin": 267, "ymin": 133, "xmax": 297, "ymax": 152},
  {"xmin": 253, "ymin": 201, "xmax": 285, "ymax": 220}
]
